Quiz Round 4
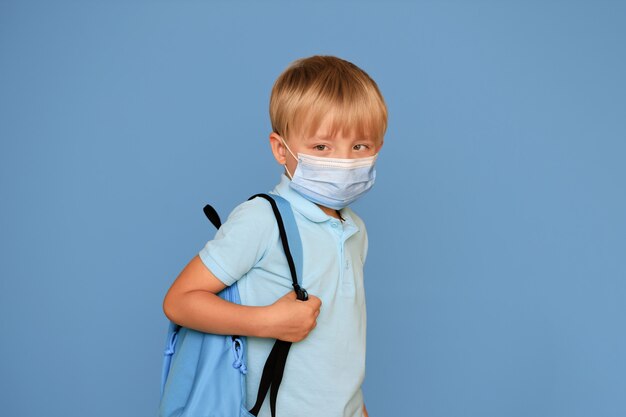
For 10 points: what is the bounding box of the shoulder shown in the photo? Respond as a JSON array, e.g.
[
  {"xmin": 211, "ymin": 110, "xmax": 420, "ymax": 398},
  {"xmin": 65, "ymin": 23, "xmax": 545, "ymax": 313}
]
[
  {"xmin": 213, "ymin": 195, "xmax": 280, "ymax": 247},
  {"xmin": 199, "ymin": 195, "xmax": 280, "ymax": 285},
  {"xmin": 226, "ymin": 195, "xmax": 276, "ymax": 226}
]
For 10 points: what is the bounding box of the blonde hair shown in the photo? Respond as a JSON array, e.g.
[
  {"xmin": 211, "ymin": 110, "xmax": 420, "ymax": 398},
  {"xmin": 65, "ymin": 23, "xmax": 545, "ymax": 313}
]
[{"xmin": 270, "ymin": 55, "xmax": 387, "ymax": 143}]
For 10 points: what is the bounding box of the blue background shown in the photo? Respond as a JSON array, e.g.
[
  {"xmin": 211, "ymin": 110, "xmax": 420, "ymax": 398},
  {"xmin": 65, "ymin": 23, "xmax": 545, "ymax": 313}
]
[{"xmin": 1, "ymin": 1, "xmax": 625, "ymax": 416}]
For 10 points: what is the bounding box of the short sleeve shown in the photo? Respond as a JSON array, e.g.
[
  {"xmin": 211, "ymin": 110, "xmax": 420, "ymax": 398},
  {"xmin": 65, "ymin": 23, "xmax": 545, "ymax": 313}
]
[{"xmin": 198, "ymin": 197, "xmax": 277, "ymax": 286}]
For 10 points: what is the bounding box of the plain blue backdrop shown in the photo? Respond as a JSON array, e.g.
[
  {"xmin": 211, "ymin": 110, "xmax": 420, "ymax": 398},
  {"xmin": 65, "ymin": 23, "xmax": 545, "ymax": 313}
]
[{"xmin": 1, "ymin": 1, "xmax": 625, "ymax": 416}]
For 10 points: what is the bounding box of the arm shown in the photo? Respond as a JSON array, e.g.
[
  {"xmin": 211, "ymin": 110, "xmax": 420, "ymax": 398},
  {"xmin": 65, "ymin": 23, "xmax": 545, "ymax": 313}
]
[{"xmin": 163, "ymin": 255, "xmax": 321, "ymax": 342}]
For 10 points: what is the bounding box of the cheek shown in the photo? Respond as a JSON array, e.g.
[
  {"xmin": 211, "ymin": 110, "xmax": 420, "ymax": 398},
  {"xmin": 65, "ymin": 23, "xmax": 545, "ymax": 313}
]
[
  {"xmin": 287, "ymin": 159, "xmax": 298, "ymax": 173},
  {"xmin": 282, "ymin": 157, "xmax": 298, "ymax": 177}
]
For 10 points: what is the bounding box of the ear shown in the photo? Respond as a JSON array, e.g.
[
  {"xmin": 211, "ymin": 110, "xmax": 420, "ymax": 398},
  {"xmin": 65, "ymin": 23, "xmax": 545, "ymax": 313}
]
[{"xmin": 269, "ymin": 132, "xmax": 288, "ymax": 165}]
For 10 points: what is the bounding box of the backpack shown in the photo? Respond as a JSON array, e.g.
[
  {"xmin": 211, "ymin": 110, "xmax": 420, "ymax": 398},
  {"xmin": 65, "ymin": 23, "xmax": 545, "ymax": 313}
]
[{"xmin": 158, "ymin": 193, "xmax": 308, "ymax": 417}]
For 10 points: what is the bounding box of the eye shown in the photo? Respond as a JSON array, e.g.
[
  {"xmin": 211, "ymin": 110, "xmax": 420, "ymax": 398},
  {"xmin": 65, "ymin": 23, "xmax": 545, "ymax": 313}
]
[
  {"xmin": 314, "ymin": 144, "xmax": 328, "ymax": 151},
  {"xmin": 353, "ymin": 144, "xmax": 370, "ymax": 151}
]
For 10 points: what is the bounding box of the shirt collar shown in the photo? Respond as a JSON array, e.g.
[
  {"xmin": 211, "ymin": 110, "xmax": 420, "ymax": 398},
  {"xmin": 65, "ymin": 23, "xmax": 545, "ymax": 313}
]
[{"xmin": 271, "ymin": 174, "xmax": 339, "ymax": 223}]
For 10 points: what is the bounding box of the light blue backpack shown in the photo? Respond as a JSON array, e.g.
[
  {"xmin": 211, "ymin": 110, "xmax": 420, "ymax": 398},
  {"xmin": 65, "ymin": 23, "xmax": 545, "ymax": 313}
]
[{"xmin": 158, "ymin": 193, "xmax": 308, "ymax": 417}]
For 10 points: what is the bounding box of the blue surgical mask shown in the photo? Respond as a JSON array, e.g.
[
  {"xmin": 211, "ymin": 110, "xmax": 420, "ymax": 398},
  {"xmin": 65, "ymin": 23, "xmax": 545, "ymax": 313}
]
[{"xmin": 281, "ymin": 138, "xmax": 378, "ymax": 210}]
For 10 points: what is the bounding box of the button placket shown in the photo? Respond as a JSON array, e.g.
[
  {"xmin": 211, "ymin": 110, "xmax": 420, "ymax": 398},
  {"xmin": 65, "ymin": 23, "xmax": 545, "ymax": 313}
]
[
  {"xmin": 340, "ymin": 233, "xmax": 356, "ymax": 297},
  {"xmin": 328, "ymin": 217, "xmax": 358, "ymax": 297}
]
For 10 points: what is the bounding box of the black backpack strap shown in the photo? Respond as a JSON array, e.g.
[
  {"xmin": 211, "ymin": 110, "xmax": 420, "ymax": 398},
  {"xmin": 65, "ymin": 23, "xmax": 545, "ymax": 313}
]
[
  {"xmin": 202, "ymin": 204, "xmax": 222, "ymax": 229},
  {"xmin": 247, "ymin": 193, "xmax": 306, "ymax": 417},
  {"xmin": 248, "ymin": 193, "xmax": 307, "ymax": 300}
]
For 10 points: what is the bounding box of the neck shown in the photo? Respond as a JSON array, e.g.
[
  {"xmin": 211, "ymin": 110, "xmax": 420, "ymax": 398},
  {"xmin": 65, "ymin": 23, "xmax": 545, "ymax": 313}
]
[{"xmin": 317, "ymin": 204, "xmax": 344, "ymax": 221}]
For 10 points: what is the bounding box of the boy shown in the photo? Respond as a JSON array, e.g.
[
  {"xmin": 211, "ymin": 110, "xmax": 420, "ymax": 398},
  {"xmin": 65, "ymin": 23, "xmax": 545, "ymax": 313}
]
[{"xmin": 163, "ymin": 55, "xmax": 387, "ymax": 417}]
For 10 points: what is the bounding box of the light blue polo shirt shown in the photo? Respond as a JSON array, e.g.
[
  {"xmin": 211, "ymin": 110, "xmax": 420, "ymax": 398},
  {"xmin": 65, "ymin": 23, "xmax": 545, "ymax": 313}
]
[{"xmin": 199, "ymin": 173, "xmax": 368, "ymax": 417}]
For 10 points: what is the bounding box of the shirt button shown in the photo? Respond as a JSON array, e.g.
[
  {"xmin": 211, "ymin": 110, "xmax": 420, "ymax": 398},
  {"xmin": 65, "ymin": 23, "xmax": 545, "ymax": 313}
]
[{"xmin": 331, "ymin": 222, "xmax": 338, "ymax": 228}]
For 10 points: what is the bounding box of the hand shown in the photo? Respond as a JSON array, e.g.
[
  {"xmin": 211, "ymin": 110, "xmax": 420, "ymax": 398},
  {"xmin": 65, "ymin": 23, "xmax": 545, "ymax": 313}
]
[{"xmin": 265, "ymin": 291, "xmax": 322, "ymax": 342}]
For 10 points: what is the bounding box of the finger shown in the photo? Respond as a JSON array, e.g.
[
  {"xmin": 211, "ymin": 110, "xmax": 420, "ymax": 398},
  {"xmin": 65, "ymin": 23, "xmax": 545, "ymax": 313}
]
[
  {"xmin": 306, "ymin": 294, "xmax": 318, "ymax": 302},
  {"xmin": 309, "ymin": 295, "xmax": 322, "ymax": 308},
  {"xmin": 283, "ymin": 291, "xmax": 297, "ymax": 300}
]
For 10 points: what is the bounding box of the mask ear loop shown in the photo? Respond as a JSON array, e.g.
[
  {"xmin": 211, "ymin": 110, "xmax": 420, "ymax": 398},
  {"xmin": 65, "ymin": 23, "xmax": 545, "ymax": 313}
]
[
  {"xmin": 285, "ymin": 166, "xmax": 294, "ymax": 180},
  {"xmin": 279, "ymin": 136, "xmax": 298, "ymax": 180}
]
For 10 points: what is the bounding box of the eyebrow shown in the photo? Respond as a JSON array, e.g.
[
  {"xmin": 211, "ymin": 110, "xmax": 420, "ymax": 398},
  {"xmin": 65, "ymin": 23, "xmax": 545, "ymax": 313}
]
[{"xmin": 308, "ymin": 135, "xmax": 375, "ymax": 143}]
